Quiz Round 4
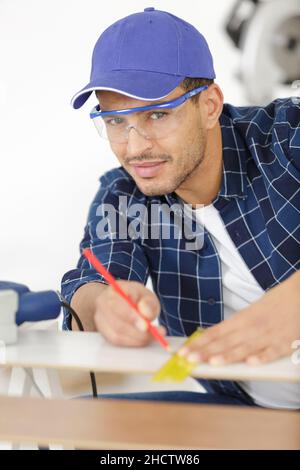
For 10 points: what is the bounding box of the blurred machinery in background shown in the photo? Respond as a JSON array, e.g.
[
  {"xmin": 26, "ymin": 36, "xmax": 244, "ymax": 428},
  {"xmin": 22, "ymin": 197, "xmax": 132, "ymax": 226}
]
[
  {"xmin": 225, "ymin": 0, "xmax": 300, "ymax": 103},
  {"xmin": 0, "ymin": 281, "xmax": 61, "ymax": 344}
]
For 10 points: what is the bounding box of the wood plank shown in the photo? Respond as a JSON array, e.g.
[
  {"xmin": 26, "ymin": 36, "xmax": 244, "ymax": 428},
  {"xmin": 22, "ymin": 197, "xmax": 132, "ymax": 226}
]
[
  {"xmin": 0, "ymin": 395, "xmax": 299, "ymax": 449},
  {"xmin": 1, "ymin": 330, "xmax": 299, "ymax": 383}
]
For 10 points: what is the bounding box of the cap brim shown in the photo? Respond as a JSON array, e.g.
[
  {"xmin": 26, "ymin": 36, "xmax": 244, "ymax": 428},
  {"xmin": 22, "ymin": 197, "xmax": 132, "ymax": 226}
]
[{"xmin": 71, "ymin": 70, "xmax": 185, "ymax": 109}]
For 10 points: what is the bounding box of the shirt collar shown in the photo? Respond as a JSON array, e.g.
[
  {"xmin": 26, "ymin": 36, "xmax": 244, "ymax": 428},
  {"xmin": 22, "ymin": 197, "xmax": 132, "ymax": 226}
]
[
  {"xmin": 216, "ymin": 108, "xmax": 248, "ymax": 200},
  {"xmin": 164, "ymin": 105, "xmax": 249, "ymax": 207}
]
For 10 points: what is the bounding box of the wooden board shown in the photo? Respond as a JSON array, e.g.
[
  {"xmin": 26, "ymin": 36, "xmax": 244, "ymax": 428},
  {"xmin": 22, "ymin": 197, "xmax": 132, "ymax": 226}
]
[
  {"xmin": 1, "ymin": 330, "xmax": 299, "ymax": 383},
  {"xmin": 0, "ymin": 394, "xmax": 299, "ymax": 449}
]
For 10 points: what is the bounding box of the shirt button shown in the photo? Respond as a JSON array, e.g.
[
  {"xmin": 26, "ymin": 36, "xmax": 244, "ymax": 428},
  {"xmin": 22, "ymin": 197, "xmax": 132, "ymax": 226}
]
[
  {"xmin": 207, "ymin": 298, "xmax": 216, "ymax": 306},
  {"xmin": 174, "ymin": 207, "xmax": 182, "ymax": 216},
  {"xmin": 144, "ymin": 7, "xmax": 155, "ymax": 12},
  {"xmin": 128, "ymin": 227, "xmax": 136, "ymax": 238}
]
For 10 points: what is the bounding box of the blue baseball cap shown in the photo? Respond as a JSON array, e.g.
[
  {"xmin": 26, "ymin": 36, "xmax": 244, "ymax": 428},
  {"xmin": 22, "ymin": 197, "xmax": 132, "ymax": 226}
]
[{"xmin": 71, "ymin": 7, "xmax": 216, "ymax": 109}]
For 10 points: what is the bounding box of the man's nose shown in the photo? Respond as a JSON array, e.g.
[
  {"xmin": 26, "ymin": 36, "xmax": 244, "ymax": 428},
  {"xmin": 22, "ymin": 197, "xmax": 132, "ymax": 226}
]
[{"xmin": 125, "ymin": 126, "xmax": 153, "ymax": 157}]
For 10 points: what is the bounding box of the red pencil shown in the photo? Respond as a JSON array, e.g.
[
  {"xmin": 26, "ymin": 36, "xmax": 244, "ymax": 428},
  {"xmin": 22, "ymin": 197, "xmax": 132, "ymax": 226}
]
[{"xmin": 83, "ymin": 248, "xmax": 171, "ymax": 352}]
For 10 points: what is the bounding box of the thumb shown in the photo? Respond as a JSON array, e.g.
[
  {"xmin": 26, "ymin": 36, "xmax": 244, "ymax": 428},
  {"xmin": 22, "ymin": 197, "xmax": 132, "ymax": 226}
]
[{"xmin": 137, "ymin": 296, "xmax": 159, "ymax": 321}]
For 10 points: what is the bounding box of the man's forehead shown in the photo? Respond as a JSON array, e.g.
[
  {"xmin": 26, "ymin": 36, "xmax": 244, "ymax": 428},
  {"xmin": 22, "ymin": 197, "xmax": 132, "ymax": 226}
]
[{"xmin": 97, "ymin": 86, "xmax": 184, "ymax": 112}]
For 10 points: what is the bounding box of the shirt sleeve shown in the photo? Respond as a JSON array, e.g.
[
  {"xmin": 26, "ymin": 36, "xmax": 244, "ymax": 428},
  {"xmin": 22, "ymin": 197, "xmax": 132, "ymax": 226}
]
[{"xmin": 61, "ymin": 174, "xmax": 150, "ymax": 330}]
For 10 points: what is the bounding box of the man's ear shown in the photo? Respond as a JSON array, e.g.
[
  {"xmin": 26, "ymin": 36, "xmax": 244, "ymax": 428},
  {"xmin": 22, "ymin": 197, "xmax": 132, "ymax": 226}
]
[{"xmin": 200, "ymin": 84, "xmax": 224, "ymax": 130}]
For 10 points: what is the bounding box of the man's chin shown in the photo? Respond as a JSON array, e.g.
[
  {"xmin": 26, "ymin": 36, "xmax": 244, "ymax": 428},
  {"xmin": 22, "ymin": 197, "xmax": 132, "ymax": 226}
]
[{"xmin": 135, "ymin": 179, "xmax": 176, "ymax": 197}]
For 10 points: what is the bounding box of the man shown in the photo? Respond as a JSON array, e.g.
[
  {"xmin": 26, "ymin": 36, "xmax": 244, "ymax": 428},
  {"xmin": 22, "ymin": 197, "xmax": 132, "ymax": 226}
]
[{"xmin": 62, "ymin": 7, "xmax": 300, "ymax": 408}]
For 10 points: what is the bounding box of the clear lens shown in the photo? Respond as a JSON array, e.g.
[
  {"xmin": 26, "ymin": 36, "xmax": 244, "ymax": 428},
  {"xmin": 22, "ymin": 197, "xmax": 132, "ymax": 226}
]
[
  {"xmin": 91, "ymin": 107, "xmax": 184, "ymax": 144},
  {"xmin": 90, "ymin": 85, "xmax": 207, "ymax": 144}
]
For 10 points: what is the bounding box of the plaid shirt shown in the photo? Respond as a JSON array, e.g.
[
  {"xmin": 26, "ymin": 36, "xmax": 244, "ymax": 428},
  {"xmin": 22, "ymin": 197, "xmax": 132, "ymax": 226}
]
[{"xmin": 61, "ymin": 98, "xmax": 300, "ymax": 399}]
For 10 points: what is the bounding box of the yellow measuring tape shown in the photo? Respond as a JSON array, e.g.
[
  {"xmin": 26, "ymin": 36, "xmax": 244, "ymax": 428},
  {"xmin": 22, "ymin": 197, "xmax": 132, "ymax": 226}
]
[{"xmin": 152, "ymin": 328, "xmax": 204, "ymax": 383}]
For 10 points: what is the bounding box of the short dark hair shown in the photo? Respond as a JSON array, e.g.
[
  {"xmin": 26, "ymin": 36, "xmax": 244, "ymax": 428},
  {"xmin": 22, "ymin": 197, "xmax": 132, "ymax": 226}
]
[{"xmin": 180, "ymin": 77, "xmax": 214, "ymax": 104}]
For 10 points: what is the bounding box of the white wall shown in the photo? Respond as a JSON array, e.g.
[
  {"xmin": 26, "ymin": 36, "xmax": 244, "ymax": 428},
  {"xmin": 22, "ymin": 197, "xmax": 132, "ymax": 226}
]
[{"xmin": 0, "ymin": 0, "xmax": 283, "ymax": 291}]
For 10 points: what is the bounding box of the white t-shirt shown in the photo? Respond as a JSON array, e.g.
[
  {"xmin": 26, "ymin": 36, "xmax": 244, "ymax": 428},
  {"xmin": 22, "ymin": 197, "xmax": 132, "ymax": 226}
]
[{"xmin": 185, "ymin": 202, "xmax": 300, "ymax": 409}]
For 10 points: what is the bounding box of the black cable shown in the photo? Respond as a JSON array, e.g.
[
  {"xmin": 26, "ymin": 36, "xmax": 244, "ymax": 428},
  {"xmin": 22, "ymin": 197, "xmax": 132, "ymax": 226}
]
[
  {"xmin": 60, "ymin": 298, "xmax": 98, "ymax": 399},
  {"xmin": 61, "ymin": 300, "xmax": 84, "ymax": 331}
]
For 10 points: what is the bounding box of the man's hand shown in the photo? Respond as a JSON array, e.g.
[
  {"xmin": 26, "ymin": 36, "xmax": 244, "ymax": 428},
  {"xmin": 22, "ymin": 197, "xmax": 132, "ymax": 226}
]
[
  {"xmin": 178, "ymin": 271, "xmax": 300, "ymax": 366},
  {"xmin": 94, "ymin": 280, "xmax": 165, "ymax": 347}
]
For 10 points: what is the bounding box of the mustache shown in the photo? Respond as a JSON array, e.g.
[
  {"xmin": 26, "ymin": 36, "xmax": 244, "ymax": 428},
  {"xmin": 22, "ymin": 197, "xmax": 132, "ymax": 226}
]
[{"xmin": 125, "ymin": 154, "xmax": 172, "ymax": 165}]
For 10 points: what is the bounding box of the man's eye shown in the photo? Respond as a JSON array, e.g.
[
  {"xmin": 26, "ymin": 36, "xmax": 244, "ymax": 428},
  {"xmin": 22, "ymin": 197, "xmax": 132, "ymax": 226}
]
[
  {"xmin": 149, "ymin": 112, "xmax": 168, "ymax": 120},
  {"xmin": 105, "ymin": 117, "xmax": 124, "ymax": 126}
]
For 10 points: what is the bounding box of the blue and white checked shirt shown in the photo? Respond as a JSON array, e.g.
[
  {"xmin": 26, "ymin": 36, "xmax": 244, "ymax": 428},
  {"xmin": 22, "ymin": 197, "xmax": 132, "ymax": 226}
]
[{"xmin": 61, "ymin": 98, "xmax": 300, "ymax": 399}]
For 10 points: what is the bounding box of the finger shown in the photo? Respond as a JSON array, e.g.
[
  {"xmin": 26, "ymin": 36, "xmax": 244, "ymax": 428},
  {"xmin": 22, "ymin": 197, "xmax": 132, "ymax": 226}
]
[
  {"xmin": 109, "ymin": 280, "xmax": 161, "ymax": 322},
  {"xmin": 182, "ymin": 335, "xmax": 244, "ymax": 363},
  {"xmin": 208, "ymin": 342, "xmax": 262, "ymax": 366},
  {"xmin": 118, "ymin": 280, "xmax": 161, "ymax": 319},
  {"xmin": 178, "ymin": 317, "xmax": 242, "ymax": 352},
  {"xmin": 178, "ymin": 321, "xmax": 267, "ymax": 362},
  {"xmin": 191, "ymin": 304, "xmax": 268, "ymax": 349},
  {"xmin": 187, "ymin": 345, "xmax": 252, "ymax": 366},
  {"xmin": 106, "ymin": 323, "xmax": 166, "ymax": 348},
  {"xmin": 96, "ymin": 314, "xmax": 155, "ymax": 347},
  {"xmin": 103, "ymin": 293, "xmax": 158, "ymax": 334},
  {"xmin": 246, "ymin": 344, "xmax": 290, "ymax": 365},
  {"xmin": 95, "ymin": 298, "xmax": 166, "ymax": 346},
  {"xmin": 202, "ymin": 344, "xmax": 264, "ymax": 366},
  {"xmin": 207, "ymin": 336, "xmax": 287, "ymax": 366}
]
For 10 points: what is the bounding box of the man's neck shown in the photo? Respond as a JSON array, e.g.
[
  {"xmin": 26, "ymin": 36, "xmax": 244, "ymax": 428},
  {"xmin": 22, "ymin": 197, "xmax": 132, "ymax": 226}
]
[{"xmin": 175, "ymin": 124, "xmax": 223, "ymax": 207}]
